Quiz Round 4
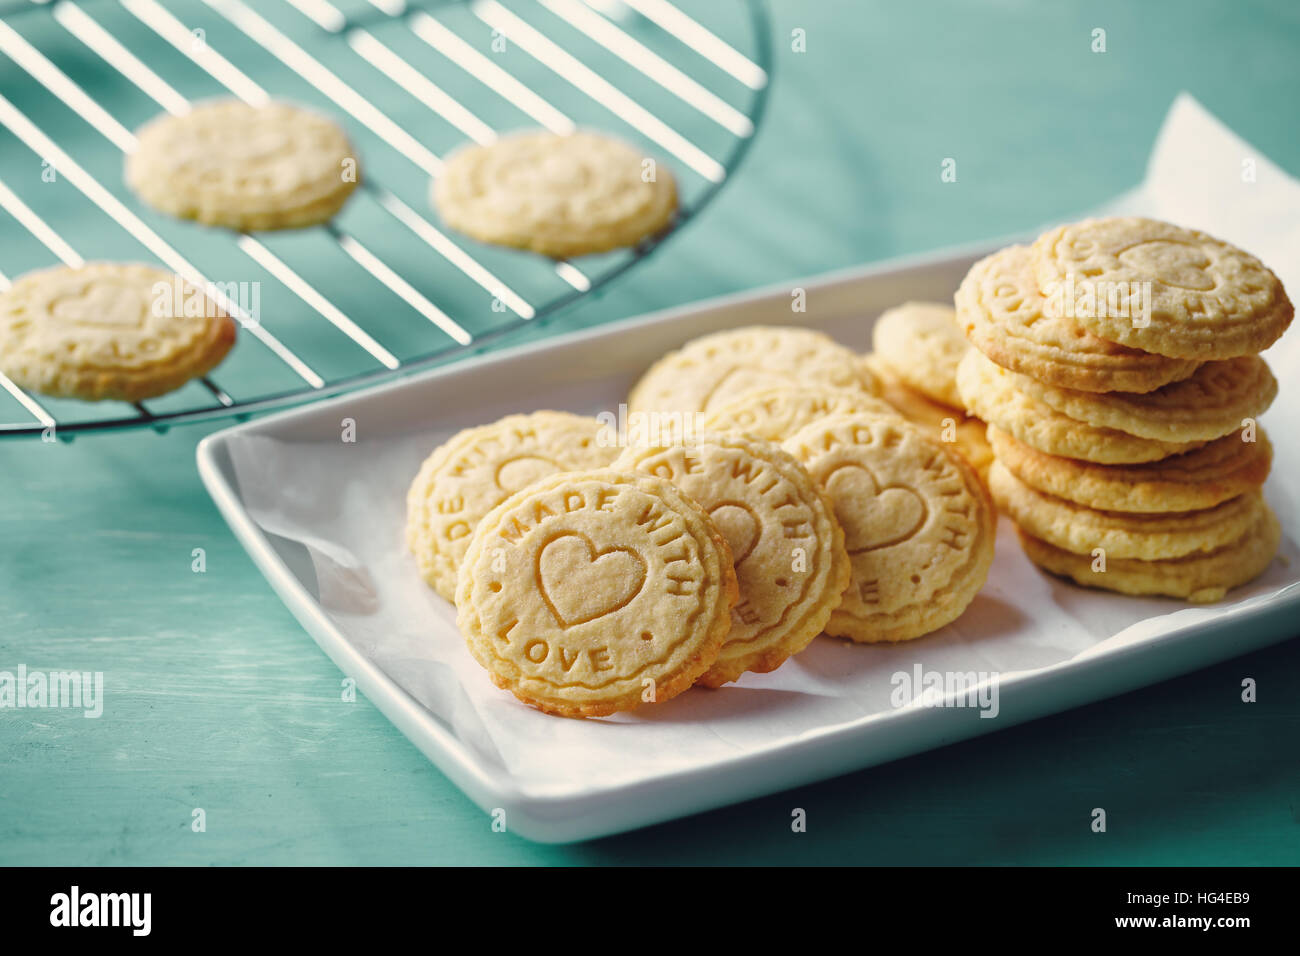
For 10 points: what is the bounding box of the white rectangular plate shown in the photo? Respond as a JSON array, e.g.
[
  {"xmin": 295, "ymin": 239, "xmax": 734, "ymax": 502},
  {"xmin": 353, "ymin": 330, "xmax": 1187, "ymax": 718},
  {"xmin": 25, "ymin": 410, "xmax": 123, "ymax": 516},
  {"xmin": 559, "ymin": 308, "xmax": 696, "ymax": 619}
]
[{"xmin": 197, "ymin": 242, "xmax": 1300, "ymax": 843}]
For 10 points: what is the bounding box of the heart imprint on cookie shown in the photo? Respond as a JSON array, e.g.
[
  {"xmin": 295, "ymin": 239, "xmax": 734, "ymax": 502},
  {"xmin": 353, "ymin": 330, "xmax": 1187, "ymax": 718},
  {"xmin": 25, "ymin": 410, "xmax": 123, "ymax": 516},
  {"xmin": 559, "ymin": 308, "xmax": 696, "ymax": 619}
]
[
  {"xmin": 536, "ymin": 532, "xmax": 647, "ymax": 627},
  {"xmin": 707, "ymin": 501, "xmax": 761, "ymax": 565},
  {"xmin": 1116, "ymin": 239, "xmax": 1215, "ymax": 291},
  {"xmin": 495, "ymin": 454, "xmax": 562, "ymax": 493},
  {"xmin": 825, "ymin": 464, "xmax": 927, "ymax": 553},
  {"xmin": 701, "ymin": 366, "xmax": 799, "ymax": 410},
  {"xmin": 51, "ymin": 281, "xmax": 149, "ymax": 329}
]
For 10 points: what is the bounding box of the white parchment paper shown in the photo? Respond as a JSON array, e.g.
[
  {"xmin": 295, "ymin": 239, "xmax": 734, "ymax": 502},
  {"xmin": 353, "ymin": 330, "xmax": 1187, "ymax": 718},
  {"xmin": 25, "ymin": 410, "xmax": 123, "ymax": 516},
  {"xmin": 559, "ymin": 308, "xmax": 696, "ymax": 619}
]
[{"xmin": 225, "ymin": 95, "xmax": 1300, "ymax": 799}]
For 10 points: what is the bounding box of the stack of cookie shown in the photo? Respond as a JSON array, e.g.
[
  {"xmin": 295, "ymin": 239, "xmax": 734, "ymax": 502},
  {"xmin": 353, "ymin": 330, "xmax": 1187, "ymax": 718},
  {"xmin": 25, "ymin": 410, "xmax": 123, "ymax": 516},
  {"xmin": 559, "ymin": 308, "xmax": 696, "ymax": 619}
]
[
  {"xmin": 955, "ymin": 217, "xmax": 1292, "ymax": 602},
  {"xmin": 409, "ymin": 326, "xmax": 997, "ymax": 718}
]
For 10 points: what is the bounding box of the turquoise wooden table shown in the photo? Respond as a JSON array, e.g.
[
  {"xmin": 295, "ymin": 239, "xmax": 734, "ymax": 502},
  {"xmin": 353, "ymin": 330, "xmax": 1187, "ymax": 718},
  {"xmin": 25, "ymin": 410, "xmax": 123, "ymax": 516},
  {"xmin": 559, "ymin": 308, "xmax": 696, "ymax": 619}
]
[{"xmin": 3, "ymin": 0, "xmax": 1299, "ymax": 864}]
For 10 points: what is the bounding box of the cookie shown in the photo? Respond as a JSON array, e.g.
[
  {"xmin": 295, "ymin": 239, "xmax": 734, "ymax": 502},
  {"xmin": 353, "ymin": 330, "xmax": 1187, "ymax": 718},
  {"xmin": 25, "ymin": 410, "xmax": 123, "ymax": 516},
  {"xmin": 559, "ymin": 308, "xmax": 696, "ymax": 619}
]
[
  {"xmin": 1017, "ymin": 507, "xmax": 1280, "ymax": 603},
  {"xmin": 988, "ymin": 461, "xmax": 1266, "ymax": 560},
  {"xmin": 629, "ymin": 326, "xmax": 880, "ymax": 415},
  {"xmin": 455, "ymin": 470, "xmax": 738, "ymax": 717},
  {"xmin": 784, "ymin": 414, "xmax": 995, "ymax": 643},
  {"xmin": 127, "ymin": 100, "xmax": 360, "ymax": 230},
  {"xmin": 1030, "ymin": 217, "xmax": 1293, "ymax": 359},
  {"xmin": 615, "ymin": 433, "xmax": 850, "ymax": 686},
  {"xmin": 406, "ymin": 411, "xmax": 619, "ymax": 601},
  {"xmin": 0, "ymin": 262, "xmax": 236, "ymax": 402},
  {"xmin": 1006, "ymin": 355, "xmax": 1276, "ymax": 443},
  {"xmin": 956, "ymin": 350, "xmax": 1204, "ymax": 464},
  {"xmin": 871, "ymin": 364, "xmax": 994, "ymax": 480},
  {"xmin": 956, "ymin": 244, "xmax": 1200, "ymax": 393},
  {"xmin": 870, "ymin": 301, "xmax": 969, "ymax": 408},
  {"xmin": 988, "ymin": 425, "xmax": 1272, "ymax": 514},
  {"xmin": 433, "ymin": 130, "xmax": 677, "ymax": 258},
  {"xmin": 700, "ymin": 385, "xmax": 899, "ymax": 442}
]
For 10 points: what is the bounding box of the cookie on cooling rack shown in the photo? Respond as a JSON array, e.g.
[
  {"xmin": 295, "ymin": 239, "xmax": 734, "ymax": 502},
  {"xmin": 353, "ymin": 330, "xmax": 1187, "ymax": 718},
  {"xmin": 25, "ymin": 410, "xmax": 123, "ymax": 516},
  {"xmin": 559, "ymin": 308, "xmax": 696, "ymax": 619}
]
[
  {"xmin": 432, "ymin": 130, "xmax": 678, "ymax": 258},
  {"xmin": 0, "ymin": 263, "xmax": 236, "ymax": 402},
  {"xmin": 126, "ymin": 99, "xmax": 360, "ymax": 230}
]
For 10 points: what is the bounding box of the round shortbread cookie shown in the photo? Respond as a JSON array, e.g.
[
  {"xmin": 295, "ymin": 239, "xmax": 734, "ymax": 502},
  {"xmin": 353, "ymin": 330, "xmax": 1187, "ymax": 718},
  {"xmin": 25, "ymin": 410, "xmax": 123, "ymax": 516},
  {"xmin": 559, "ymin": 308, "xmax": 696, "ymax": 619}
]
[
  {"xmin": 871, "ymin": 364, "xmax": 994, "ymax": 481},
  {"xmin": 988, "ymin": 425, "xmax": 1272, "ymax": 514},
  {"xmin": 1017, "ymin": 507, "xmax": 1281, "ymax": 603},
  {"xmin": 127, "ymin": 100, "xmax": 359, "ymax": 230},
  {"xmin": 1030, "ymin": 217, "xmax": 1293, "ymax": 359},
  {"xmin": 0, "ymin": 262, "xmax": 236, "ymax": 402},
  {"xmin": 956, "ymin": 350, "xmax": 1204, "ymax": 464},
  {"xmin": 1006, "ymin": 355, "xmax": 1276, "ymax": 443},
  {"xmin": 700, "ymin": 385, "xmax": 899, "ymax": 442},
  {"xmin": 615, "ymin": 433, "xmax": 850, "ymax": 686},
  {"xmin": 433, "ymin": 130, "xmax": 677, "ymax": 258},
  {"xmin": 629, "ymin": 326, "xmax": 880, "ymax": 415},
  {"xmin": 784, "ymin": 414, "xmax": 995, "ymax": 643},
  {"xmin": 870, "ymin": 301, "xmax": 969, "ymax": 408},
  {"xmin": 406, "ymin": 411, "xmax": 619, "ymax": 601},
  {"xmin": 956, "ymin": 245, "xmax": 1199, "ymax": 394},
  {"xmin": 989, "ymin": 460, "xmax": 1266, "ymax": 560},
  {"xmin": 456, "ymin": 470, "xmax": 738, "ymax": 717}
]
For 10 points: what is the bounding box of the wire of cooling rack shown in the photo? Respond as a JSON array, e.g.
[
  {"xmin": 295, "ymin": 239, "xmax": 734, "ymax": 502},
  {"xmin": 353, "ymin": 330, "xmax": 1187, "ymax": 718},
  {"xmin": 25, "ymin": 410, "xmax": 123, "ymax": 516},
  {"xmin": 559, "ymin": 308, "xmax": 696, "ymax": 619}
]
[{"xmin": 0, "ymin": 0, "xmax": 771, "ymax": 438}]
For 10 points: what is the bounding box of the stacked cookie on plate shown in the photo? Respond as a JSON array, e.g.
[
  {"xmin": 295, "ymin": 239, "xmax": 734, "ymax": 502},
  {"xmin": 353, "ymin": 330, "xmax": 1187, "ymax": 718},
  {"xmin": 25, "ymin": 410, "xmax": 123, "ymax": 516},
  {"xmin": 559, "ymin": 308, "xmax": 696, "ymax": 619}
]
[
  {"xmin": 408, "ymin": 327, "xmax": 997, "ymax": 718},
  {"xmin": 629, "ymin": 327, "xmax": 995, "ymax": 647},
  {"xmin": 956, "ymin": 217, "xmax": 1292, "ymax": 602}
]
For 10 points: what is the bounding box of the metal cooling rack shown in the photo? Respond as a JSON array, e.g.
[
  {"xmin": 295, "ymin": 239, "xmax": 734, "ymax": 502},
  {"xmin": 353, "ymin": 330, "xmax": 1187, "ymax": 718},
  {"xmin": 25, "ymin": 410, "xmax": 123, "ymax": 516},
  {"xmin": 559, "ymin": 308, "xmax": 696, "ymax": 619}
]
[{"xmin": 0, "ymin": 0, "xmax": 770, "ymax": 438}]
